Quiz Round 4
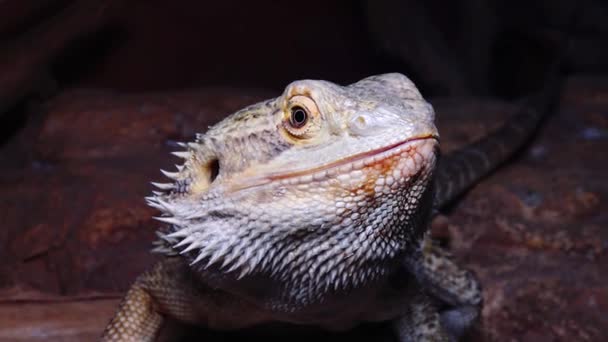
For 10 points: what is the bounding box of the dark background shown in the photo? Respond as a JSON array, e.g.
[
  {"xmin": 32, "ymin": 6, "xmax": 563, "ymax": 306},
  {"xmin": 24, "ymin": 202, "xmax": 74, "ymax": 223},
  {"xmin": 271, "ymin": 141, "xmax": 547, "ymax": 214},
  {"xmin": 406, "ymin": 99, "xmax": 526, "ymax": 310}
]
[
  {"xmin": 0, "ymin": 1, "xmax": 607, "ymax": 341},
  {"xmin": 4, "ymin": 0, "xmax": 606, "ymax": 125}
]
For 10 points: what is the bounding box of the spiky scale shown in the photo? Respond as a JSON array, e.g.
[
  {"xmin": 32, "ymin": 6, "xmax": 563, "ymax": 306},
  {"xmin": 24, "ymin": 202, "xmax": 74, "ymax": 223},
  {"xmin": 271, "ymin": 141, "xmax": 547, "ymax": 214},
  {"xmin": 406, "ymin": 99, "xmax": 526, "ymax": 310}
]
[
  {"xmin": 160, "ymin": 169, "xmax": 180, "ymax": 180},
  {"xmin": 153, "ymin": 216, "xmax": 183, "ymax": 226},
  {"xmin": 174, "ymin": 235, "xmax": 196, "ymax": 249},
  {"xmin": 150, "ymin": 246, "xmax": 168, "ymax": 254},
  {"xmin": 204, "ymin": 249, "xmax": 224, "ymax": 269},
  {"xmin": 151, "ymin": 182, "xmax": 174, "ymax": 190},
  {"xmin": 219, "ymin": 249, "xmax": 242, "ymax": 271},
  {"xmin": 237, "ymin": 266, "xmax": 251, "ymax": 280},
  {"xmin": 172, "ymin": 151, "xmax": 191, "ymax": 159},
  {"xmin": 180, "ymin": 241, "xmax": 201, "ymax": 254},
  {"xmin": 225, "ymin": 258, "xmax": 245, "ymax": 274},
  {"xmin": 154, "ymin": 231, "xmax": 174, "ymax": 243},
  {"xmin": 146, "ymin": 198, "xmax": 165, "ymax": 211},
  {"xmin": 167, "ymin": 229, "xmax": 190, "ymax": 238},
  {"xmin": 190, "ymin": 251, "xmax": 208, "ymax": 265},
  {"xmin": 152, "ymin": 197, "xmax": 178, "ymax": 213}
]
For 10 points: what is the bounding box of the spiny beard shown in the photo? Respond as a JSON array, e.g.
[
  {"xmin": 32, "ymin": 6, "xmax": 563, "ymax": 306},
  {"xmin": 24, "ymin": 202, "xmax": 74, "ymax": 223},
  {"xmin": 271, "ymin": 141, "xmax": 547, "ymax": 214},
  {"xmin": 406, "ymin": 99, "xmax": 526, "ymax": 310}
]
[{"xmin": 147, "ymin": 177, "xmax": 434, "ymax": 310}]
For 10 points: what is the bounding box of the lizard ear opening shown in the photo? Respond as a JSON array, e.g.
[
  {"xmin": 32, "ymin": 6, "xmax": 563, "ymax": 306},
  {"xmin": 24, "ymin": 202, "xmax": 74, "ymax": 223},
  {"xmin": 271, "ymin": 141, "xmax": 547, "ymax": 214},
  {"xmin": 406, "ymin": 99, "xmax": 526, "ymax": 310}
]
[
  {"xmin": 188, "ymin": 156, "xmax": 220, "ymax": 195},
  {"xmin": 209, "ymin": 158, "xmax": 220, "ymax": 183}
]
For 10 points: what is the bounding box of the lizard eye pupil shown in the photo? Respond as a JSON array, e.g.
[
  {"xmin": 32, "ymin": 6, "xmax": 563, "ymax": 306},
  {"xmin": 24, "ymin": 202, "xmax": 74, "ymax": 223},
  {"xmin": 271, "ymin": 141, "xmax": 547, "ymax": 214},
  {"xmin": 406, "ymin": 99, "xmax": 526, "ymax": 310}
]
[{"xmin": 290, "ymin": 106, "xmax": 308, "ymax": 128}]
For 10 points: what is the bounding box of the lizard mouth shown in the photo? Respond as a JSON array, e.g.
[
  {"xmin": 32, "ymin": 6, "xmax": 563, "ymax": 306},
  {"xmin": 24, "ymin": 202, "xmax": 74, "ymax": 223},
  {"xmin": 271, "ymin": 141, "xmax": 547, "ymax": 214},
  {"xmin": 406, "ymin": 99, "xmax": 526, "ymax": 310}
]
[
  {"xmin": 229, "ymin": 134, "xmax": 439, "ymax": 192},
  {"xmin": 266, "ymin": 134, "xmax": 438, "ymax": 181}
]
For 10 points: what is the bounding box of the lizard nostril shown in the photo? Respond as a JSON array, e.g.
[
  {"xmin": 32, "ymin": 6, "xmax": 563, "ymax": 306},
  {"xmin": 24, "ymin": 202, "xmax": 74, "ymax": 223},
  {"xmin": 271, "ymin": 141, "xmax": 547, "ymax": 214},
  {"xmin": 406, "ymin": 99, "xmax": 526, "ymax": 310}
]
[{"xmin": 349, "ymin": 113, "xmax": 375, "ymax": 135}]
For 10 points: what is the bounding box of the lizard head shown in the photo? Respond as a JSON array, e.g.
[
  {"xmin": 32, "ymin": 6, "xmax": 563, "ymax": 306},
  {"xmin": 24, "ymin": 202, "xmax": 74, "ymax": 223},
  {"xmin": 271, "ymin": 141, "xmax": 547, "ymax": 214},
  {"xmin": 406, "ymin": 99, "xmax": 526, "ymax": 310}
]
[{"xmin": 148, "ymin": 73, "xmax": 439, "ymax": 303}]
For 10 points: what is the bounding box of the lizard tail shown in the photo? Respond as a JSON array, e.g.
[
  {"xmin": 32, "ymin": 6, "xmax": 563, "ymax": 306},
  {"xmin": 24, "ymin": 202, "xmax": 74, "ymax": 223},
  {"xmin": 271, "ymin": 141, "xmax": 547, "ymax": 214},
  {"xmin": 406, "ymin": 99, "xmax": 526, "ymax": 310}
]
[{"xmin": 432, "ymin": 36, "xmax": 567, "ymax": 210}]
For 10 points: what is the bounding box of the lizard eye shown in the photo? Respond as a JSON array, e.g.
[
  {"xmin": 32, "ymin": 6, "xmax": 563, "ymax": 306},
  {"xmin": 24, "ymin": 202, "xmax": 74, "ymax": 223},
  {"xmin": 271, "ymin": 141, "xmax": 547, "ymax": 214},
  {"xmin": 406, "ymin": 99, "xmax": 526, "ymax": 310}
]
[
  {"xmin": 289, "ymin": 106, "xmax": 308, "ymax": 128},
  {"xmin": 283, "ymin": 95, "xmax": 320, "ymax": 139}
]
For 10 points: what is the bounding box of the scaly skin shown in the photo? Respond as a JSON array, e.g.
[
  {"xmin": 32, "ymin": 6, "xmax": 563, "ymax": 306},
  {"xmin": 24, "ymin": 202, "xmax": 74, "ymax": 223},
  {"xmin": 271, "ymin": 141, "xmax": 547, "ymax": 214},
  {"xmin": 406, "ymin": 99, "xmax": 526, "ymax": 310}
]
[{"xmin": 101, "ymin": 73, "xmax": 549, "ymax": 341}]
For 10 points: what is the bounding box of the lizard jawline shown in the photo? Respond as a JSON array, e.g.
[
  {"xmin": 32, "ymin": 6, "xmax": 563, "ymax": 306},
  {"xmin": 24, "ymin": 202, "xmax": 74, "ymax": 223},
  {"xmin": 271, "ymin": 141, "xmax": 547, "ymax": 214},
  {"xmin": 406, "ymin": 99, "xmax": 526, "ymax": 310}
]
[{"xmin": 229, "ymin": 134, "xmax": 438, "ymax": 192}]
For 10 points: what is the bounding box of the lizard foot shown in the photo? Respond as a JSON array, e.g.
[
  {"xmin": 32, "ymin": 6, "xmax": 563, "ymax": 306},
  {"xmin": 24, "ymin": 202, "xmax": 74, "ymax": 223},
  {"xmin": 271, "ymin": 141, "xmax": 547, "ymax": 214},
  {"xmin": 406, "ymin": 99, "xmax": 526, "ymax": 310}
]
[{"xmin": 402, "ymin": 233, "xmax": 483, "ymax": 340}]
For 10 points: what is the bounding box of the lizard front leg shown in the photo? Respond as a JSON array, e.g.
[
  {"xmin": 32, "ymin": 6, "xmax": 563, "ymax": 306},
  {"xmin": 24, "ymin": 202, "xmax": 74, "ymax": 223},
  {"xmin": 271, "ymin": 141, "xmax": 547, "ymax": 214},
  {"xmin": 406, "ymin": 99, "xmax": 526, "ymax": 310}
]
[
  {"xmin": 101, "ymin": 280, "xmax": 164, "ymax": 341},
  {"xmin": 392, "ymin": 291, "xmax": 450, "ymax": 342},
  {"xmin": 403, "ymin": 233, "xmax": 482, "ymax": 340},
  {"xmin": 100, "ymin": 258, "xmax": 200, "ymax": 342},
  {"xmin": 101, "ymin": 257, "xmax": 269, "ymax": 341}
]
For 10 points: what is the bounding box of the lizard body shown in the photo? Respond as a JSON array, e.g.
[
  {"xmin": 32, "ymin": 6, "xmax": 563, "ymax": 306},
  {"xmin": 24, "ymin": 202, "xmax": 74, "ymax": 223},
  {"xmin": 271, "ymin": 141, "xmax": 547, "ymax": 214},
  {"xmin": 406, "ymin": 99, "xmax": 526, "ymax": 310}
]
[{"xmin": 101, "ymin": 73, "xmax": 549, "ymax": 341}]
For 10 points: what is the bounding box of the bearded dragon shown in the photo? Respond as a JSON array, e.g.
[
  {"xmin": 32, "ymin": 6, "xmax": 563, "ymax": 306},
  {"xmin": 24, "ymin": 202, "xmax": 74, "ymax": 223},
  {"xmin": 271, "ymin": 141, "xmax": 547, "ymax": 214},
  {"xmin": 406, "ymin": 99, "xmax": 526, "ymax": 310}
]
[{"xmin": 100, "ymin": 72, "xmax": 554, "ymax": 341}]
